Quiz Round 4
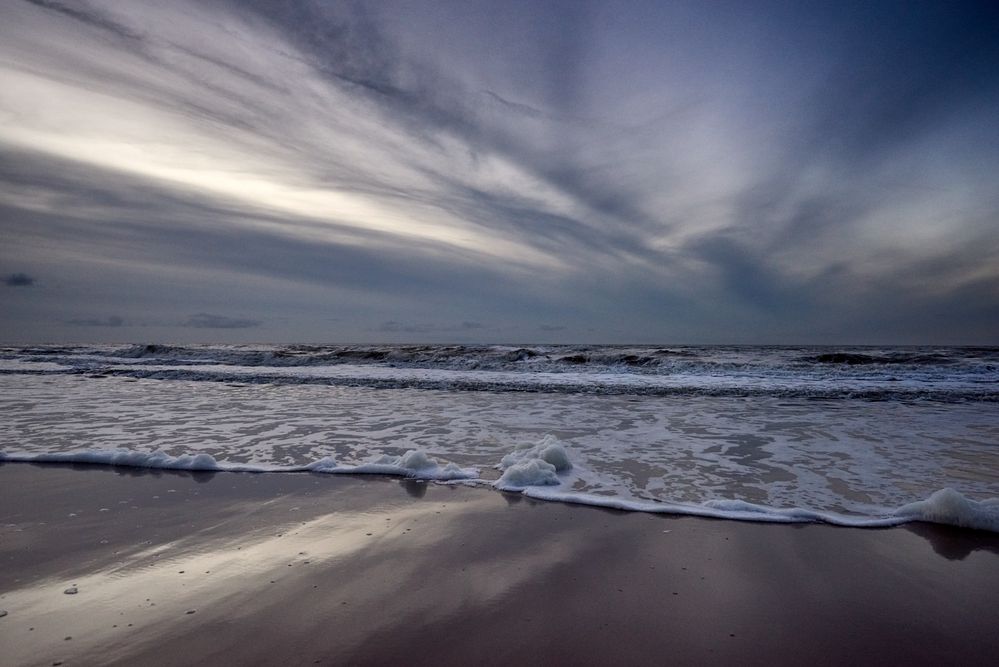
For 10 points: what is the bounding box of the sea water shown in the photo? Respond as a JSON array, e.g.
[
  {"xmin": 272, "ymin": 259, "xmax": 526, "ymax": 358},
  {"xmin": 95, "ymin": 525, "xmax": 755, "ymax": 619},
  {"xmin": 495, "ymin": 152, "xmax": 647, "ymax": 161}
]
[{"xmin": 1, "ymin": 344, "xmax": 997, "ymax": 530}]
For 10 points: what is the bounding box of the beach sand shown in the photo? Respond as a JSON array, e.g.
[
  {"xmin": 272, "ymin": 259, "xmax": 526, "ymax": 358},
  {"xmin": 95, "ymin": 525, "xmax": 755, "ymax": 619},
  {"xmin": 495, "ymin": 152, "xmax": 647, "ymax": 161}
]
[{"xmin": 1, "ymin": 464, "xmax": 998, "ymax": 666}]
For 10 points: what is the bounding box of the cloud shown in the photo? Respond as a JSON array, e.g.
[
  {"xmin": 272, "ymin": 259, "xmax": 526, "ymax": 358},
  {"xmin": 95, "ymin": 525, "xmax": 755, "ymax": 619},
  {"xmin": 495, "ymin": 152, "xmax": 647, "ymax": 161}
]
[
  {"xmin": 182, "ymin": 313, "xmax": 261, "ymax": 329},
  {"xmin": 23, "ymin": 0, "xmax": 143, "ymax": 42},
  {"xmin": 4, "ymin": 273, "xmax": 35, "ymax": 287},
  {"xmin": 377, "ymin": 320, "xmax": 424, "ymax": 334},
  {"xmin": 377, "ymin": 320, "xmax": 485, "ymax": 334},
  {"xmin": 0, "ymin": 1, "xmax": 997, "ymax": 343},
  {"xmin": 67, "ymin": 315, "xmax": 124, "ymax": 327}
]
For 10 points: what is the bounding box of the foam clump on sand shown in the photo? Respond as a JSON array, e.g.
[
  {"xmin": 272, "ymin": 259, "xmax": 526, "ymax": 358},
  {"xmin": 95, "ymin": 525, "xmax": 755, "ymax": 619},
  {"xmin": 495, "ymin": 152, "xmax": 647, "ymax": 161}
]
[
  {"xmin": 374, "ymin": 450, "xmax": 438, "ymax": 471},
  {"xmin": 896, "ymin": 488, "xmax": 999, "ymax": 532},
  {"xmin": 498, "ymin": 434, "xmax": 572, "ymax": 472},
  {"xmin": 495, "ymin": 458, "xmax": 562, "ymax": 490},
  {"xmin": 494, "ymin": 435, "xmax": 572, "ymax": 490},
  {"xmin": 0, "ymin": 448, "xmax": 226, "ymax": 471},
  {"xmin": 306, "ymin": 450, "xmax": 477, "ymax": 481},
  {"xmin": 358, "ymin": 450, "xmax": 478, "ymax": 481}
]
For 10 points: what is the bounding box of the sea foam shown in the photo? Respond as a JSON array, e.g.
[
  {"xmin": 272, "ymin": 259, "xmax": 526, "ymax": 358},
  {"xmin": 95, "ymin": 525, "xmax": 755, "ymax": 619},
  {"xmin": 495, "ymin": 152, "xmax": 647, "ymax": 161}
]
[
  {"xmin": 493, "ymin": 435, "xmax": 573, "ymax": 491},
  {"xmin": 0, "ymin": 448, "xmax": 477, "ymax": 481},
  {"xmin": 494, "ymin": 458, "xmax": 562, "ymax": 490},
  {"xmin": 896, "ymin": 487, "xmax": 999, "ymax": 532},
  {"xmin": 0, "ymin": 448, "xmax": 261, "ymax": 472},
  {"xmin": 333, "ymin": 450, "xmax": 478, "ymax": 481},
  {"xmin": 2, "ymin": 444, "xmax": 998, "ymax": 532},
  {"xmin": 498, "ymin": 434, "xmax": 572, "ymax": 472}
]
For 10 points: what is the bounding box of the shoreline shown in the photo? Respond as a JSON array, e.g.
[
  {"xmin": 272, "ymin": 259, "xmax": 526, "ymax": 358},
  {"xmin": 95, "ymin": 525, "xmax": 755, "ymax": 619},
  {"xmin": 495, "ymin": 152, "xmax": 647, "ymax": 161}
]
[
  {"xmin": 2, "ymin": 452, "xmax": 995, "ymax": 532},
  {"xmin": 2, "ymin": 463, "xmax": 999, "ymax": 666}
]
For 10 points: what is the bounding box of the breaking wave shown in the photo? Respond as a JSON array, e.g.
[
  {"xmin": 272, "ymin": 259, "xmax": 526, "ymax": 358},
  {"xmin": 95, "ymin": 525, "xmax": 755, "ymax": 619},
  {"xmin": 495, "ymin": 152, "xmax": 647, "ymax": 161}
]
[{"xmin": 2, "ymin": 343, "xmax": 997, "ymax": 401}]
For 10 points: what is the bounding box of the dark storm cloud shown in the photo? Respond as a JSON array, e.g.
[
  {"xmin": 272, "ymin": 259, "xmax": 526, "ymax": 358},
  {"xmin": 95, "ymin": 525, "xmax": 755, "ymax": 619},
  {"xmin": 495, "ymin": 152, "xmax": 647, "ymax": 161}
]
[
  {"xmin": 183, "ymin": 313, "xmax": 261, "ymax": 329},
  {"xmin": 1, "ymin": 0, "xmax": 998, "ymax": 343},
  {"xmin": 4, "ymin": 273, "xmax": 35, "ymax": 287}
]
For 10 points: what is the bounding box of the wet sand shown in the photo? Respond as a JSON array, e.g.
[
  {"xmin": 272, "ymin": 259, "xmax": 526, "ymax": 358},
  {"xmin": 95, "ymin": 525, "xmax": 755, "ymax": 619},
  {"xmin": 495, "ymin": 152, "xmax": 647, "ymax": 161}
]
[{"xmin": 1, "ymin": 464, "xmax": 998, "ymax": 666}]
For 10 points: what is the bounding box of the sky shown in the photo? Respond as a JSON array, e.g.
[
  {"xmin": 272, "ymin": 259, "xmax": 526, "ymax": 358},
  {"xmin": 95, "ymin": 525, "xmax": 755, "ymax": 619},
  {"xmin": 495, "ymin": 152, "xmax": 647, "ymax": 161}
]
[{"xmin": 1, "ymin": 0, "xmax": 997, "ymax": 344}]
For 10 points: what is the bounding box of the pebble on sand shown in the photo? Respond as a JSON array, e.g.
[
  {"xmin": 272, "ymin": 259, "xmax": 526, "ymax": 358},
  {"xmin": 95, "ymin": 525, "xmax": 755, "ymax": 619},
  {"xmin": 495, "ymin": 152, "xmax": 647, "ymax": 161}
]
[{"xmin": 64, "ymin": 586, "xmax": 78, "ymax": 595}]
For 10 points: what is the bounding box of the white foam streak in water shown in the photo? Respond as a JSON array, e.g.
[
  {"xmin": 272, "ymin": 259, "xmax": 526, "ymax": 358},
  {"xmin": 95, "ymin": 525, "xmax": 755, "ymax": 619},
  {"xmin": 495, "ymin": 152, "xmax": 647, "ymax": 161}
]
[
  {"xmin": 0, "ymin": 359, "xmax": 73, "ymax": 372},
  {"xmin": 97, "ymin": 362, "xmax": 990, "ymax": 398},
  {"xmin": 520, "ymin": 487, "xmax": 909, "ymax": 528}
]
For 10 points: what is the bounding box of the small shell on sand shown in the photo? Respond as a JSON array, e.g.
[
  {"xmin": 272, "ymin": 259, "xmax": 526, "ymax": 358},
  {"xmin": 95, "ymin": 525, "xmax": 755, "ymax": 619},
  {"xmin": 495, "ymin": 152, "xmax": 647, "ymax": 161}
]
[
  {"xmin": 64, "ymin": 586, "xmax": 78, "ymax": 595},
  {"xmin": 0, "ymin": 610, "xmax": 8, "ymax": 618}
]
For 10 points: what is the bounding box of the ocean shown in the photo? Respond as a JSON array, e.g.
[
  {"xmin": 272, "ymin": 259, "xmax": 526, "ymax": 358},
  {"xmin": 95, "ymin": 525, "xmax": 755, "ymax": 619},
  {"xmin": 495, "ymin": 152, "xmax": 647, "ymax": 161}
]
[{"xmin": 2, "ymin": 343, "xmax": 997, "ymax": 531}]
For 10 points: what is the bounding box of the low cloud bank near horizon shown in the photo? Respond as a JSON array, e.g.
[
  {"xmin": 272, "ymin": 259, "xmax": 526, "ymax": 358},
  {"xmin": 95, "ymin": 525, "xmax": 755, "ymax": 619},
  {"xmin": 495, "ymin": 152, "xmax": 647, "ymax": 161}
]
[
  {"xmin": 67, "ymin": 315, "xmax": 124, "ymax": 327},
  {"xmin": 183, "ymin": 313, "xmax": 262, "ymax": 330}
]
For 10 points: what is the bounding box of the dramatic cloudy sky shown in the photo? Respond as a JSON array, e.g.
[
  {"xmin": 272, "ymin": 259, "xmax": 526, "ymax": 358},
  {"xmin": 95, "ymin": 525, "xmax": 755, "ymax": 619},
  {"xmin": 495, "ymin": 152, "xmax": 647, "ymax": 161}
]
[{"xmin": 1, "ymin": 0, "xmax": 997, "ymax": 344}]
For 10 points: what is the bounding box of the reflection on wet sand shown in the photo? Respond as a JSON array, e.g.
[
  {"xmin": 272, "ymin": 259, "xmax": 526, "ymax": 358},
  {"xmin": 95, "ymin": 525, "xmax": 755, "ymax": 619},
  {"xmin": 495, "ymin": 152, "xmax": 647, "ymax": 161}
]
[
  {"xmin": 2, "ymin": 465, "xmax": 999, "ymax": 666},
  {"xmin": 0, "ymin": 466, "xmax": 594, "ymax": 665}
]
